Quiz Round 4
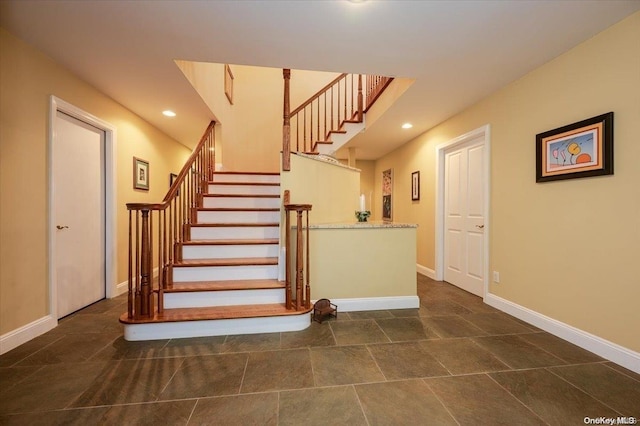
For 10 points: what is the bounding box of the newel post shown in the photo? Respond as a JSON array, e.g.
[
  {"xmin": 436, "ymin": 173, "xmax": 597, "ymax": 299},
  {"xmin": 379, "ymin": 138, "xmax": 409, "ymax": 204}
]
[
  {"xmin": 283, "ymin": 68, "xmax": 291, "ymax": 171},
  {"xmin": 139, "ymin": 208, "xmax": 154, "ymax": 318},
  {"xmin": 295, "ymin": 209, "xmax": 304, "ymax": 310},
  {"xmin": 284, "ymin": 191, "xmax": 292, "ymax": 309}
]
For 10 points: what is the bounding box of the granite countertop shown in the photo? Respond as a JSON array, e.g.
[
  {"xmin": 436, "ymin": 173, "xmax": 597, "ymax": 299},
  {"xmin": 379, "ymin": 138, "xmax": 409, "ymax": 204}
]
[{"xmin": 306, "ymin": 221, "xmax": 418, "ymax": 229}]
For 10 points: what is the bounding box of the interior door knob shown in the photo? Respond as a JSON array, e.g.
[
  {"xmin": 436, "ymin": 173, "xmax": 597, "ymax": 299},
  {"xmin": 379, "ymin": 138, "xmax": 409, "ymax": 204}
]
[
  {"xmin": 56, "ymin": 225, "xmax": 69, "ymax": 230},
  {"xmin": 475, "ymin": 224, "xmax": 484, "ymax": 229}
]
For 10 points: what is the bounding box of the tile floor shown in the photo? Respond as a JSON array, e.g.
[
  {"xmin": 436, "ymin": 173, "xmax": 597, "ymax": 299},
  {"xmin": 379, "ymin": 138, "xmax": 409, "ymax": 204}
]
[{"xmin": 1, "ymin": 275, "xmax": 639, "ymax": 425}]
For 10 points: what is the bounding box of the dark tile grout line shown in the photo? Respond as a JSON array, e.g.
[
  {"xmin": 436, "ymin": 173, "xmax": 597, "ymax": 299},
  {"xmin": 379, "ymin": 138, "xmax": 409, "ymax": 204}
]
[
  {"xmin": 544, "ymin": 365, "xmax": 625, "ymax": 416},
  {"xmin": 482, "ymin": 372, "xmax": 551, "ymax": 425},
  {"xmin": 601, "ymin": 361, "xmax": 640, "ymax": 383}
]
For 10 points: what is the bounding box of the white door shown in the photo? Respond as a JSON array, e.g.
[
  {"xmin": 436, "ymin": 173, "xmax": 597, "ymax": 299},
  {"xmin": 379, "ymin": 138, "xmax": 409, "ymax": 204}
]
[
  {"xmin": 443, "ymin": 136, "xmax": 485, "ymax": 296},
  {"xmin": 53, "ymin": 111, "xmax": 105, "ymax": 318}
]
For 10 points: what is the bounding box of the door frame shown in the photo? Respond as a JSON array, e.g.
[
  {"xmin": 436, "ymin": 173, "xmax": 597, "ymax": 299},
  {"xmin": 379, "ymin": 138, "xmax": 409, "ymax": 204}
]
[
  {"xmin": 48, "ymin": 96, "xmax": 117, "ymax": 321},
  {"xmin": 435, "ymin": 124, "xmax": 490, "ymax": 298}
]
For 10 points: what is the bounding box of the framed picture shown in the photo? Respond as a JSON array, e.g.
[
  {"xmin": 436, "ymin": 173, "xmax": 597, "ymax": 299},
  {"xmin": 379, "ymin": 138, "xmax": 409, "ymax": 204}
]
[
  {"xmin": 536, "ymin": 112, "xmax": 613, "ymax": 183},
  {"xmin": 224, "ymin": 64, "xmax": 234, "ymax": 105},
  {"xmin": 411, "ymin": 171, "xmax": 420, "ymax": 201},
  {"xmin": 169, "ymin": 173, "xmax": 179, "ymax": 196},
  {"xmin": 382, "ymin": 169, "xmax": 393, "ymax": 221},
  {"xmin": 133, "ymin": 157, "xmax": 149, "ymax": 190}
]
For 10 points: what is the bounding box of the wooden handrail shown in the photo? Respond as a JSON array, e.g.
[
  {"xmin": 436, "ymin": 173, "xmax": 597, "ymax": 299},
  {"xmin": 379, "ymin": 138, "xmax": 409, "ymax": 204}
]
[
  {"xmin": 126, "ymin": 121, "xmax": 216, "ymax": 320},
  {"xmin": 289, "ymin": 73, "xmax": 347, "ymax": 117}
]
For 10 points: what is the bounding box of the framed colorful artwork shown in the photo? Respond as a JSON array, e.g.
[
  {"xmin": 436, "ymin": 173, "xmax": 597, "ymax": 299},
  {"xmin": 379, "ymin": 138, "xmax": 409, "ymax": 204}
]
[{"xmin": 536, "ymin": 112, "xmax": 613, "ymax": 182}]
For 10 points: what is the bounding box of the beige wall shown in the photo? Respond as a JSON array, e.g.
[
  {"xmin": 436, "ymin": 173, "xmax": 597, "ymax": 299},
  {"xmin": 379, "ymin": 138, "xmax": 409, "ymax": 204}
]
[
  {"xmin": 0, "ymin": 28, "xmax": 190, "ymax": 334},
  {"xmin": 376, "ymin": 13, "xmax": 640, "ymax": 352},
  {"xmin": 178, "ymin": 62, "xmax": 339, "ymax": 172},
  {"xmin": 309, "ymin": 227, "xmax": 416, "ymax": 299},
  {"xmin": 356, "ymin": 160, "xmax": 376, "ymax": 216},
  {"xmin": 175, "ymin": 60, "xmax": 231, "ymax": 168},
  {"xmin": 281, "ymin": 154, "xmax": 360, "ymax": 225}
]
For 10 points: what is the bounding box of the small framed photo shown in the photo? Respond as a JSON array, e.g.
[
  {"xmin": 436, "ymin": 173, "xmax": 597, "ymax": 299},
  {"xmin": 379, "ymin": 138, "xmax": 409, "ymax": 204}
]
[
  {"xmin": 536, "ymin": 112, "xmax": 613, "ymax": 183},
  {"xmin": 133, "ymin": 157, "xmax": 149, "ymax": 190},
  {"xmin": 411, "ymin": 171, "xmax": 420, "ymax": 201}
]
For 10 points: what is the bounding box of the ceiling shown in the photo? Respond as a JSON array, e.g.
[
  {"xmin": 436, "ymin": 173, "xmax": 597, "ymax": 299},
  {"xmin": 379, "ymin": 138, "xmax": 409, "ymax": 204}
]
[{"xmin": 2, "ymin": 1, "xmax": 638, "ymax": 159}]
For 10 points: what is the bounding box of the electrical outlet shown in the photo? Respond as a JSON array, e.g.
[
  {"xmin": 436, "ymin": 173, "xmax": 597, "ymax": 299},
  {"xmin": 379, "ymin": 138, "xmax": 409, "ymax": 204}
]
[{"xmin": 493, "ymin": 271, "xmax": 500, "ymax": 283}]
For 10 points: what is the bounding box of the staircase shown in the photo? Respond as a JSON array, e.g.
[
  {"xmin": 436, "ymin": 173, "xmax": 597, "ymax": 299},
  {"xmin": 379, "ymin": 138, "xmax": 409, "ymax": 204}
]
[
  {"xmin": 121, "ymin": 171, "xmax": 312, "ymax": 341},
  {"xmin": 122, "ymin": 72, "xmax": 393, "ymax": 341}
]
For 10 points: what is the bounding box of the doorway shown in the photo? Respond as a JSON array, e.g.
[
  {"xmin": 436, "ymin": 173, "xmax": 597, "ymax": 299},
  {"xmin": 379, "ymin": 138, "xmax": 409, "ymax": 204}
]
[
  {"xmin": 49, "ymin": 96, "xmax": 117, "ymax": 320},
  {"xmin": 435, "ymin": 125, "xmax": 490, "ymax": 297}
]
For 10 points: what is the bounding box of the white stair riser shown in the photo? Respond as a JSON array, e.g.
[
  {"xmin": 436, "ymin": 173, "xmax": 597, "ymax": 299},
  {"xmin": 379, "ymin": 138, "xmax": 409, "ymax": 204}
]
[
  {"xmin": 174, "ymin": 265, "xmax": 278, "ymax": 282},
  {"xmin": 124, "ymin": 314, "xmax": 310, "ymax": 341},
  {"xmin": 164, "ymin": 288, "xmax": 285, "ymax": 309},
  {"xmin": 197, "ymin": 210, "xmax": 279, "ymax": 224},
  {"xmin": 317, "ymin": 120, "xmax": 366, "ymax": 156},
  {"xmin": 209, "ymin": 184, "xmax": 280, "ymax": 195},
  {"xmin": 203, "ymin": 196, "xmax": 280, "ymax": 209},
  {"xmin": 183, "ymin": 244, "xmax": 279, "ymax": 260},
  {"xmin": 191, "ymin": 226, "xmax": 280, "ymax": 240},
  {"xmin": 213, "ymin": 174, "xmax": 280, "ymax": 184}
]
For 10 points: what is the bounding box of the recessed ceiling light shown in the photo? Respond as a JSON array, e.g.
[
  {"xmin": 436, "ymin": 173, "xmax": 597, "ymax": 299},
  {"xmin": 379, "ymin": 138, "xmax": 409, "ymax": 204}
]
[
  {"xmin": 162, "ymin": 110, "xmax": 176, "ymax": 117},
  {"xmin": 402, "ymin": 123, "xmax": 413, "ymax": 129}
]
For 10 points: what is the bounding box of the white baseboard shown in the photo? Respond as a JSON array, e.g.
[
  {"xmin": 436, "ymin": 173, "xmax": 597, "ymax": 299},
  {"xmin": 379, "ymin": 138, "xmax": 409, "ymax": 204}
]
[
  {"xmin": 416, "ymin": 264, "xmax": 436, "ymax": 279},
  {"xmin": 116, "ymin": 280, "xmax": 129, "ymax": 296},
  {"xmin": 485, "ymin": 293, "xmax": 640, "ymax": 374},
  {"xmin": 116, "ymin": 267, "xmax": 160, "ymax": 297},
  {"xmin": 322, "ymin": 296, "xmax": 420, "ymax": 312},
  {"xmin": 0, "ymin": 315, "xmax": 57, "ymax": 355}
]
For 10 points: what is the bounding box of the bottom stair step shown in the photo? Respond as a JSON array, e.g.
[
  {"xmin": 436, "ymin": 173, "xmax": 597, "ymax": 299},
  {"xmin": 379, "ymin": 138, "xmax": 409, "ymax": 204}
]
[
  {"xmin": 163, "ymin": 279, "xmax": 286, "ymax": 308},
  {"xmin": 120, "ymin": 304, "xmax": 312, "ymax": 341}
]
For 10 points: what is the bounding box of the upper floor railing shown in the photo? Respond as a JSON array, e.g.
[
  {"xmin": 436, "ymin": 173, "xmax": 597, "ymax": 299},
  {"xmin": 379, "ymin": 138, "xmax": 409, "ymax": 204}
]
[{"xmin": 282, "ymin": 69, "xmax": 392, "ymax": 171}]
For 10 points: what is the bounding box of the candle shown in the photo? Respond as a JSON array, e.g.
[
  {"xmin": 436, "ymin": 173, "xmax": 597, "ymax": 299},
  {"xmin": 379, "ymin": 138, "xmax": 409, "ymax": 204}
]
[{"xmin": 359, "ymin": 194, "xmax": 365, "ymax": 211}]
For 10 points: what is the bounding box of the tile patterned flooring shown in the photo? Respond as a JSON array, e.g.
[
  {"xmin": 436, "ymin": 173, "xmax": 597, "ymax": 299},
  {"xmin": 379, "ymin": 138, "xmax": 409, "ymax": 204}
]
[{"xmin": 1, "ymin": 275, "xmax": 639, "ymax": 425}]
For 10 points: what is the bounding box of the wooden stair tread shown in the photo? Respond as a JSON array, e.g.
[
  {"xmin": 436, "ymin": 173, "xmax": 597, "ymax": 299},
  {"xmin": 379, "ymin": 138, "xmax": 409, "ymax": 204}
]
[
  {"xmin": 190, "ymin": 222, "xmax": 279, "ymax": 228},
  {"xmin": 208, "ymin": 182, "xmax": 280, "ymax": 186},
  {"xmin": 165, "ymin": 279, "xmax": 284, "ymax": 292},
  {"xmin": 214, "ymin": 171, "xmax": 280, "ymax": 176},
  {"xmin": 197, "ymin": 207, "xmax": 279, "ymax": 212},
  {"xmin": 203, "ymin": 194, "xmax": 280, "ymax": 198},
  {"xmin": 120, "ymin": 303, "xmax": 312, "ymax": 324},
  {"xmin": 328, "ymin": 130, "xmax": 347, "ymax": 134},
  {"xmin": 183, "ymin": 238, "xmax": 279, "ymax": 246},
  {"xmin": 175, "ymin": 257, "xmax": 278, "ymax": 267}
]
